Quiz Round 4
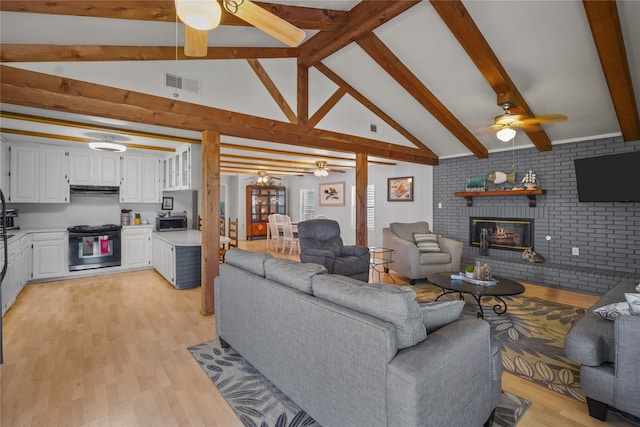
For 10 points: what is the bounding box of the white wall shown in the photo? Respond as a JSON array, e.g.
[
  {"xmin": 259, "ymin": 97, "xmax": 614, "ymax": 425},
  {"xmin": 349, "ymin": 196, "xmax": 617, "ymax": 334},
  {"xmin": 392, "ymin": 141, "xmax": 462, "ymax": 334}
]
[{"xmin": 285, "ymin": 162, "xmax": 434, "ymax": 247}]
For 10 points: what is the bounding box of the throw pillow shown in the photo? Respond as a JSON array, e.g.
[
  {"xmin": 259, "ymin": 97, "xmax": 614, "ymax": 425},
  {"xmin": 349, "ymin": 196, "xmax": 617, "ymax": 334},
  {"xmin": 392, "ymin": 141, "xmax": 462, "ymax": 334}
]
[
  {"xmin": 625, "ymin": 293, "xmax": 640, "ymax": 315},
  {"xmin": 413, "ymin": 233, "xmax": 442, "ymax": 253},
  {"xmin": 593, "ymin": 301, "xmax": 631, "ymax": 320},
  {"xmin": 636, "ymin": 283, "xmax": 640, "ymax": 292},
  {"xmin": 419, "ymin": 300, "xmax": 465, "ymax": 333}
]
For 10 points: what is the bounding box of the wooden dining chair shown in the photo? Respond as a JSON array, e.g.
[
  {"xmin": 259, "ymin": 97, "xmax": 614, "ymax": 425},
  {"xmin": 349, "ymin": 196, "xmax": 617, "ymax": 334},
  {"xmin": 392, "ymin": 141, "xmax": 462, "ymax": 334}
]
[
  {"xmin": 219, "ymin": 217, "xmax": 227, "ymax": 263},
  {"xmin": 281, "ymin": 215, "xmax": 299, "ymax": 255},
  {"xmin": 228, "ymin": 218, "xmax": 239, "ymax": 249}
]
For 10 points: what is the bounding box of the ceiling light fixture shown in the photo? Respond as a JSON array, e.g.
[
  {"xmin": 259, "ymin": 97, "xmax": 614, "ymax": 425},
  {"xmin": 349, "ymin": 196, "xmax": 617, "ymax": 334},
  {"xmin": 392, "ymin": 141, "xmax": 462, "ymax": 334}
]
[
  {"xmin": 175, "ymin": 0, "xmax": 222, "ymax": 31},
  {"xmin": 313, "ymin": 160, "xmax": 330, "ymax": 177},
  {"xmin": 496, "ymin": 126, "xmax": 516, "ymax": 142},
  {"xmin": 88, "ymin": 142, "xmax": 127, "ymax": 153}
]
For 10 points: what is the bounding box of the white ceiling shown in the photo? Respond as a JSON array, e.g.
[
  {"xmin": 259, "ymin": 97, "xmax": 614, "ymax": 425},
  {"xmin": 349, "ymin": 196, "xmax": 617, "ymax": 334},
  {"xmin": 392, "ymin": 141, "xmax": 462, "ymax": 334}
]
[{"xmin": 1, "ymin": 0, "xmax": 639, "ymax": 172}]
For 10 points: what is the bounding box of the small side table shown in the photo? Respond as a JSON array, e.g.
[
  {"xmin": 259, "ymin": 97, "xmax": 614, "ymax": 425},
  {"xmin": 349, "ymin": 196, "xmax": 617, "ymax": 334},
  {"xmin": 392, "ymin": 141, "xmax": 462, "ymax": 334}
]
[{"xmin": 369, "ymin": 247, "xmax": 395, "ymax": 283}]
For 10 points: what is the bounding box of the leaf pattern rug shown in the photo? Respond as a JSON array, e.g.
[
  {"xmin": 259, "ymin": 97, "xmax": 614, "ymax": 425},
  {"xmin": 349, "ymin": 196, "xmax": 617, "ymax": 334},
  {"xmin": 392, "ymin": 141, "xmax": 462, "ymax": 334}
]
[
  {"xmin": 414, "ymin": 283, "xmax": 586, "ymax": 402},
  {"xmin": 189, "ymin": 339, "xmax": 530, "ymax": 427}
]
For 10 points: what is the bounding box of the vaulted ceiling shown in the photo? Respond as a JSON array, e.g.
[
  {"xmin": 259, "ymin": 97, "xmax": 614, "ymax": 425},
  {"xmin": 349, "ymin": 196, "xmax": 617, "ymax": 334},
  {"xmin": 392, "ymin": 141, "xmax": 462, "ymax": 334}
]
[{"xmin": 1, "ymin": 0, "xmax": 639, "ymax": 176}]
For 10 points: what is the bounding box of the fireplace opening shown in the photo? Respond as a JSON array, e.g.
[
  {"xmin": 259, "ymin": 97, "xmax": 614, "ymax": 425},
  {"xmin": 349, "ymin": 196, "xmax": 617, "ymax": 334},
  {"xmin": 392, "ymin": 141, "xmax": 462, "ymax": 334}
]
[{"xmin": 469, "ymin": 217, "xmax": 534, "ymax": 252}]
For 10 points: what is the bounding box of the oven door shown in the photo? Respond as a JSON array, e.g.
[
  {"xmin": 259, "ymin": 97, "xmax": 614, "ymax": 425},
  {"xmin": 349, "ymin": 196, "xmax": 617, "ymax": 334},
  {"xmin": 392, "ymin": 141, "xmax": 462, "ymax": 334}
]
[{"xmin": 69, "ymin": 230, "xmax": 121, "ymax": 271}]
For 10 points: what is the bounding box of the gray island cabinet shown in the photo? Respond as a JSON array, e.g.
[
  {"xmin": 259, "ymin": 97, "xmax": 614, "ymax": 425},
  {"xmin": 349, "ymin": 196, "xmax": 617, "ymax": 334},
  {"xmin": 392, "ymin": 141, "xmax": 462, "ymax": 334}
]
[{"xmin": 151, "ymin": 230, "xmax": 202, "ymax": 290}]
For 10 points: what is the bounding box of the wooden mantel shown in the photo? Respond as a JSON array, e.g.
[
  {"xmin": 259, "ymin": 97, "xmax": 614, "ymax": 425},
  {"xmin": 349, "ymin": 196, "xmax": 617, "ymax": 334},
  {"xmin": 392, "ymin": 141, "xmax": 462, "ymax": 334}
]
[{"xmin": 454, "ymin": 189, "xmax": 545, "ymax": 207}]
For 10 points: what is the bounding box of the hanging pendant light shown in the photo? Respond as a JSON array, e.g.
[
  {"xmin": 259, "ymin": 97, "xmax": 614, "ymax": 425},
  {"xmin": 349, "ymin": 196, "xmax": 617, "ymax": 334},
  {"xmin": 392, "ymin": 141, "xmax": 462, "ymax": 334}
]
[{"xmin": 175, "ymin": 0, "xmax": 222, "ymax": 57}]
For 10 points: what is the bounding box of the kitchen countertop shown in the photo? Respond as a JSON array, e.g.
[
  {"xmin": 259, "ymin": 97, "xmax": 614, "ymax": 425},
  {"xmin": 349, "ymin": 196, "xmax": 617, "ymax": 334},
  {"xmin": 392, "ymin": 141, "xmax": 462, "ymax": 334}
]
[{"xmin": 152, "ymin": 229, "xmax": 231, "ymax": 247}]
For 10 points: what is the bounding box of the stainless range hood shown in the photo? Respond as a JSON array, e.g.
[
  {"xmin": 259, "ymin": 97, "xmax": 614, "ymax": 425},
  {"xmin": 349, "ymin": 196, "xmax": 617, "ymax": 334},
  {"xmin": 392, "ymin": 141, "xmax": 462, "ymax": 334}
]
[{"xmin": 70, "ymin": 185, "xmax": 120, "ymax": 196}]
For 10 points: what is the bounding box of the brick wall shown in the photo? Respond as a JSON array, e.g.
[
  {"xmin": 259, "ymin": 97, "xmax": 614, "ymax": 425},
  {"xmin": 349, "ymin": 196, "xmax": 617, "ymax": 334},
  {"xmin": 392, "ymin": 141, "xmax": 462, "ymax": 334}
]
[{"xmin": 433, "ymin": 136, "xmax": 640, "ymax": 295}]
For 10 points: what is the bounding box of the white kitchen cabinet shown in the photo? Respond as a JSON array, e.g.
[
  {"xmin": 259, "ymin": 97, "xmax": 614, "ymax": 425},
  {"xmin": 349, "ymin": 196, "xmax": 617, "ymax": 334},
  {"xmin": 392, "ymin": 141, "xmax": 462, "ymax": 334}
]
[
  {"xmin": 19, "ymin": 234, "xmax": 32, "ymax": 292},
  {"xmin": 69, "ymin": 151, "xmax": 120, "ymax": 186},
  {"xmin": 1, "ymin": 235, "xmax": 32, "ymax": 317},
  {"xmin": 162, "ymin": 144, "xmax": 201, "ymax": 191},
  {"xmin": 141, "ymin": 157, "xmax": 161, "ymax": 203},
  {"xmin": 32, "ymin": 232, "xmax": 67, "ymax": 280},
  {"xmin": 9, "ymin": 145, "xmax": 69, "ymax": 203},
  {"xmin": 121, "ymin": 155, "xmax": 161, "ymax": 203},
  {"xmin": 122, "ymin": 226, "xmax": 152, "ymax": 269},
  {"xmin": 152, "ymin": 235, "xmax": 175, "ymax": 285}
]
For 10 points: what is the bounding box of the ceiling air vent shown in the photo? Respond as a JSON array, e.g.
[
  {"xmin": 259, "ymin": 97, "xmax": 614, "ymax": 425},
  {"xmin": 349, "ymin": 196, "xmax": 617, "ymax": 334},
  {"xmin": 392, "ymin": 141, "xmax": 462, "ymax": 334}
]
[{"xmin": 165, "ymin": 73, "xmax": 200, "ymax": 94}]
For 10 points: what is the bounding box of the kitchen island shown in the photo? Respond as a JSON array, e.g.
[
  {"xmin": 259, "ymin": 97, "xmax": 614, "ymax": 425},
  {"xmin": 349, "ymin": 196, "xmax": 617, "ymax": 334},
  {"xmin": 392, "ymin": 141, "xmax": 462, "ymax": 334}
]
[{"xmin": 152, "ymin": 230, "xmax": 230, "ymax": 290}]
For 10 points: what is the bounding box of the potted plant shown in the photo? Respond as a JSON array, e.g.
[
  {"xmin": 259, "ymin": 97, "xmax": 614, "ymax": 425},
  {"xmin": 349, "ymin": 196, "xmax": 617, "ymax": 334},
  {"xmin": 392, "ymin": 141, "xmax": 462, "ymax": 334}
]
[{"xmin": 465, "ymin": 265, "xmax": 475, "ymax": 279}]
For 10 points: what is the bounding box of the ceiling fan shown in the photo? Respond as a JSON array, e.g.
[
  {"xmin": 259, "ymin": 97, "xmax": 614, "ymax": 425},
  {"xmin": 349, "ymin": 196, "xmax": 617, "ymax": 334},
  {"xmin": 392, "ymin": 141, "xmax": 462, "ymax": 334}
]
[
  {"xmin": 251, "ymin": 170, "xmax": 281, "ymax": 185},
  {"xmin": 175, "ymin": 0, "xmax": 307, "ymax": 57},
  {"xmin": 490, "ymin": 102, "xmax": 567, "ymax": 142},
  {"xmin": 308, "ymin": 160, "xmax": 345, "ymax": 177}
]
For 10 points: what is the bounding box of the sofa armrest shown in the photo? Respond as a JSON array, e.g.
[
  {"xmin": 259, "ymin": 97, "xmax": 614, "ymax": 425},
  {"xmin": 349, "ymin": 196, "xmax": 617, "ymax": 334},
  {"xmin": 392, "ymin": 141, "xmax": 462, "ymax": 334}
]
[
  {"xmin": 437, "ymin": 235, "xmax": 463, "ymax": 271},
  {"xmin": 614, "ymin": 315, "xmax": 640, "ymax": 414},
  {"xmin": 386, "ymin": 318, "xmax": 499, "ymax": 426},
  {"xmin": 341, "ymin": 245, "xmax": 369, "ymax": 257}
]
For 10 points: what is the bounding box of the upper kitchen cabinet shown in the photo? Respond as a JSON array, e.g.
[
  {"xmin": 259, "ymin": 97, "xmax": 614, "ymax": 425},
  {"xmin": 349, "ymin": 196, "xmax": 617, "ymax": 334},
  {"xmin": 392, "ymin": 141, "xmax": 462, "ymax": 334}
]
[
  {"xmin": 120, "ymin": 154, "xmax": 161, "ymax": 203},
  {"xmin": 69, "ymin": 150, "xmax": 120, "ymax": 186},
  {"xmin": 162, "ymin": 144, "xmax": 201, "ymax": 191},
  {"xmin": 9, "ymin": 145, "xmax": 69, "ymax": 203}
]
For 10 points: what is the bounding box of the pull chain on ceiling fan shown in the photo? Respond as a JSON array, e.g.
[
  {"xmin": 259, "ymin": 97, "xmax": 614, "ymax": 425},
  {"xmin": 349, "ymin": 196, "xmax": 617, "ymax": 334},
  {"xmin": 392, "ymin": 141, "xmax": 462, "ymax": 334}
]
[{"xmin": 176, "ymin": 0, "xmax": 306, "ymax": 57}]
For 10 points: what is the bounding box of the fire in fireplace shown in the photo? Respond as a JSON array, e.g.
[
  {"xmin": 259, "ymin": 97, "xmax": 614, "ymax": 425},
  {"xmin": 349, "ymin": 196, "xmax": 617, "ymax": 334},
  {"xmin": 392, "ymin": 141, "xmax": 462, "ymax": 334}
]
[{"xmin": 469, "ymin": 217, "xmax": 534, "ymax": 252}]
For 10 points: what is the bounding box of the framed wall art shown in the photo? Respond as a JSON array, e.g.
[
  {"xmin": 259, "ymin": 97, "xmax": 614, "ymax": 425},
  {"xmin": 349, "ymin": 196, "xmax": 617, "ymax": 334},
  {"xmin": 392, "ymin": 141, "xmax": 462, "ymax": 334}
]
[
  {"xmin": 162, "ymin": 196, "xmax": 174, "ymax": 210},
  {"xmin": 388, "ymin": 176, "xmax": 413, "ymax": 201},
  {"xmin": 319, "ymin": 182, "xmax": 345, "ymax": 206}
]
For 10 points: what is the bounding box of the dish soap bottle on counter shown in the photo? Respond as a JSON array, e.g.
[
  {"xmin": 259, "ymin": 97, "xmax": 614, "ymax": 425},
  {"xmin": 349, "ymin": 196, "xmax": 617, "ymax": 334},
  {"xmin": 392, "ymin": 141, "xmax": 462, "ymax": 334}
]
[{"xmin": 134, "ymin": 213, "xmax": 141, "ymax": 225}]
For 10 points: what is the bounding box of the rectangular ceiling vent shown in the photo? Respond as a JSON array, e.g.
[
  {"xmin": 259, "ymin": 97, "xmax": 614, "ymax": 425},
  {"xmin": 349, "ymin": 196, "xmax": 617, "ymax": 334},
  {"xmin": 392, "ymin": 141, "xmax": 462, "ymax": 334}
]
[{"xmin": 165, "ymin": 73, "xmax": 200, "ymax": 94}]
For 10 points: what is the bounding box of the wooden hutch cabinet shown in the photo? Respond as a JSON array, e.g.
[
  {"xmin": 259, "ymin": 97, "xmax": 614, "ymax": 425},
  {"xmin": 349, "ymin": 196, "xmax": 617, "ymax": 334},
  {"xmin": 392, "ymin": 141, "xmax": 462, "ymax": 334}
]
[{"xmin": 246, "ymin": 185, "xmax": 286, "ymax": 240}]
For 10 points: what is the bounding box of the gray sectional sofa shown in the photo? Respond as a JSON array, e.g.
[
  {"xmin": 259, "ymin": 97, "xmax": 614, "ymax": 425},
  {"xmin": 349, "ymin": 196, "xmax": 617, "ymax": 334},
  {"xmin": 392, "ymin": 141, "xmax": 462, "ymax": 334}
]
[
  {"xmin": 214, "ymin": 248, "xmax": 502, "ymax": 427},
  {"xmin": 564, "ymin": 280, "xmax": 640, "ymax": 421}
]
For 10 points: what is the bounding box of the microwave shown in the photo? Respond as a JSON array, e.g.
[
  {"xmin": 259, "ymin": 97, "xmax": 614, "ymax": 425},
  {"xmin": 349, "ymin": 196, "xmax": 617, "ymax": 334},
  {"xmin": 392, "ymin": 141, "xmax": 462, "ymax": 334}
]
[{"xmin": 156, "ymin": 216, "xmax": 187, "ymax": 232}]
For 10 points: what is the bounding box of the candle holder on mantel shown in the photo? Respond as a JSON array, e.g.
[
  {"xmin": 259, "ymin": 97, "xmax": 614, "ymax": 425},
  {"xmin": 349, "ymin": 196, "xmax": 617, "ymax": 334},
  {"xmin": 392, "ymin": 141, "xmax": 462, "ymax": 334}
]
[{"xmin": 479, "ymin": 228, "xmax": 489, "ymax": 256}]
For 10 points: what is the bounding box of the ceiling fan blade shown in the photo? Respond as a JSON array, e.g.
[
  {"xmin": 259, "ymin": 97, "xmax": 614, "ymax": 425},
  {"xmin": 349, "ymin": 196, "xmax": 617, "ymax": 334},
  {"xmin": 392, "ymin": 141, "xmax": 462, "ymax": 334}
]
[
  {"xmin": 228, "ymin": 0, "xmax": 306, "ymax": 47},
  {"xmin": 519, "ymin": 114, "xmax": 567, "ymax": 126}
]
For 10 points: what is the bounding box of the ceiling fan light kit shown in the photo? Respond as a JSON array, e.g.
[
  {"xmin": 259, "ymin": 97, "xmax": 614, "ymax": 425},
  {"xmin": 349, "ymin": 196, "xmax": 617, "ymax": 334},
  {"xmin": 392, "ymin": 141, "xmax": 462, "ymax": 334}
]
[
  {"xmin": 89, "ymin": 142, "xmax": 127, "ymax": 153},
  {"xmin": 496, "ymin": 126, "xmax": 516, "ymax": 142},
  {"xmin": 175, "ymin": 0, "xmax": 222, "ymax": 31}
]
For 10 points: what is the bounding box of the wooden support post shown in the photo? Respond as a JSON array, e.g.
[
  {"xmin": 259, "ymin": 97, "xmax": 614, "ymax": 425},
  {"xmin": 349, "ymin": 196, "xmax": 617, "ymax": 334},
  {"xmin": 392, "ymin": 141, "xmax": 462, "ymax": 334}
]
[
  {"xmin": 355, "ymin": 153, "xmax": 368, "ymax": 247},
  {"xmin": 201, "ymin": 130, "xmax": 221, "ymax": 316}
]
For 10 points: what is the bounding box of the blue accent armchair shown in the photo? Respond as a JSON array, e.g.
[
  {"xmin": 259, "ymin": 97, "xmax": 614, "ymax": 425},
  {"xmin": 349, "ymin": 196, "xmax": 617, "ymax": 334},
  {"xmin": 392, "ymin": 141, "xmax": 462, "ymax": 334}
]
[{"xmin": 298, "ymin": 219, "xmax": 370, "ymax": 282}]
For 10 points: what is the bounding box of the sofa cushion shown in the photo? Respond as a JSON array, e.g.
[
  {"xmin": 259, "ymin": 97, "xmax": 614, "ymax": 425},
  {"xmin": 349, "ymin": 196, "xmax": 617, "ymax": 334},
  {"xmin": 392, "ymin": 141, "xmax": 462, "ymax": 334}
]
[
  {"xmin": 390, "ymin": 221, "xmax": 430, "ymax": 242},
  {"xmin": 413, "ymin": 233, "xmax": 442, "ymax": 253},
  {"xmin": 225, "ymin": 248, "xmax": 273, "ymax": 277},
  {"xmin": 419, "ymin": 300, "xmax": 465, "ymax": 333},
  {"xmin": 264, "ymin": 258, "xmax": 327, "ymax": 294},
  {"xmin": 312, "ymin": 275, "xmax": 426, "ymax": 349}
]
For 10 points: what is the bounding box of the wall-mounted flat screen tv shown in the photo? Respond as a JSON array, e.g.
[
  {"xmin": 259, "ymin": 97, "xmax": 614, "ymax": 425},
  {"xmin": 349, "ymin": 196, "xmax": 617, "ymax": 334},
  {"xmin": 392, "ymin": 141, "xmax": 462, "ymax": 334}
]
[{"xmin": 574, "ymin": 150, "xmax": 640, "ymax": 202}]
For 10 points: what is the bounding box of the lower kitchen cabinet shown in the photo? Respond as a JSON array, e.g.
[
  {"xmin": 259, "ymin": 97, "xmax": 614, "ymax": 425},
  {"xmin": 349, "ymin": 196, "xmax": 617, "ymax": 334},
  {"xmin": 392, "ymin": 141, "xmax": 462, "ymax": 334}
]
[
  {"xmin": 1, "ymin": 234, "xmax": 32, "ymax": 317},
  {"xmin": 32, "ymin": 232, "xmax": 67, "ymax": 280},
  {"xmin": 122, "ymin": 226, "xmax": 152, "ymax": 269},
  {"xmin": 151, "ymin": 231, "xmax": 202, "ymax": 290},
  {"xmin": 152, "ymin": 235, "xmax": 175, "ymax": 285}
]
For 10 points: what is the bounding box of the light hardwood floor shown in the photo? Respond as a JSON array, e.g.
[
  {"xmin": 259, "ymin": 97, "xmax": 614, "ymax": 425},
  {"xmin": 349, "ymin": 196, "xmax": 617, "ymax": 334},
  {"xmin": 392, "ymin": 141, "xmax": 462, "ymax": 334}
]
[{"xmin": 0, "ymin": 239, "xmax": 633, "ymax": 426}]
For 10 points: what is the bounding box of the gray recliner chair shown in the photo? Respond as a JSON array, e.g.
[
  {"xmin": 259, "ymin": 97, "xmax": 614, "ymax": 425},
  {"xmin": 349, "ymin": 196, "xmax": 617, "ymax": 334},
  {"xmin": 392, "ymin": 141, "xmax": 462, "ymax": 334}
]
[{"xmin": 298, "ymin": 219, "xmax": 370, "ymax": 282}]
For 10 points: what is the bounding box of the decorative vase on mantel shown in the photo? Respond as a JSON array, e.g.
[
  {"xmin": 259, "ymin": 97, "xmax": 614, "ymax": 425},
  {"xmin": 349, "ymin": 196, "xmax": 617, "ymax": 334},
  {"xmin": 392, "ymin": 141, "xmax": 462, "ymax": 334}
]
[{"xmin": 479, "ymin": 228, "xmax": 489, "ymax": 256}]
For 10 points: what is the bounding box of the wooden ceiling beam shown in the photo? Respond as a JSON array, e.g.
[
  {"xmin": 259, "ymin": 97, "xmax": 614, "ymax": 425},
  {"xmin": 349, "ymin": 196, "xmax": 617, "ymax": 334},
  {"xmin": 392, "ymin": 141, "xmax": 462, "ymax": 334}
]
[
  {"xmin": 314, "ymin": 62, "xmax": 438, "ymax": 160},
  {"xmin": 0, "ymin": 1, "xmax": 348, "ymax": 30},
  {"xmin": 430, "ymin": 0, "xmax": 553, "ymax": 151},
  {"xmin": 0, "ymin": 65, "xmax": 436, "ymax": 165},
  {"xmin": 357, "ymin": 32, "xmax": 488, "ymax": 158},
  {"xmin": 0, "ymin": 44, "xmax": 297, "ymax": 62},
  {"xmin": 246, "ymin": 59, "xmax": 297, "ymax": 124},
  {"xmin": 583, "ymin": 0, "xmax": 640, "ymax": 141},
  {"xmin": 297, "ymin": 0, "xmax": 419, "ymax": 67}
]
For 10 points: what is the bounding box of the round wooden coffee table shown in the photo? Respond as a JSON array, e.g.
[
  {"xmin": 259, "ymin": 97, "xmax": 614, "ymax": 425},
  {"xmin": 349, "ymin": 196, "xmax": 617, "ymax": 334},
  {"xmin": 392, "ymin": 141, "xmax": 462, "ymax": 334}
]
[{"xmin": 429, "ymin": 271, "xmax": 525, "ymax": 319}]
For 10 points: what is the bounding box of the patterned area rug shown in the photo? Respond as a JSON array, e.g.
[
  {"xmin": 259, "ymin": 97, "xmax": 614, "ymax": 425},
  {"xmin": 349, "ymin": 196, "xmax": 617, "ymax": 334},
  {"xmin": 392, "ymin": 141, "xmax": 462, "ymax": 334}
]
[
  {"xmin": 414, "ymin": 283, "xmax": 586, "ymax": 402},
  {"xmin": 189, "ymin": 339, "xmax": 531, "ymax": 427}
]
